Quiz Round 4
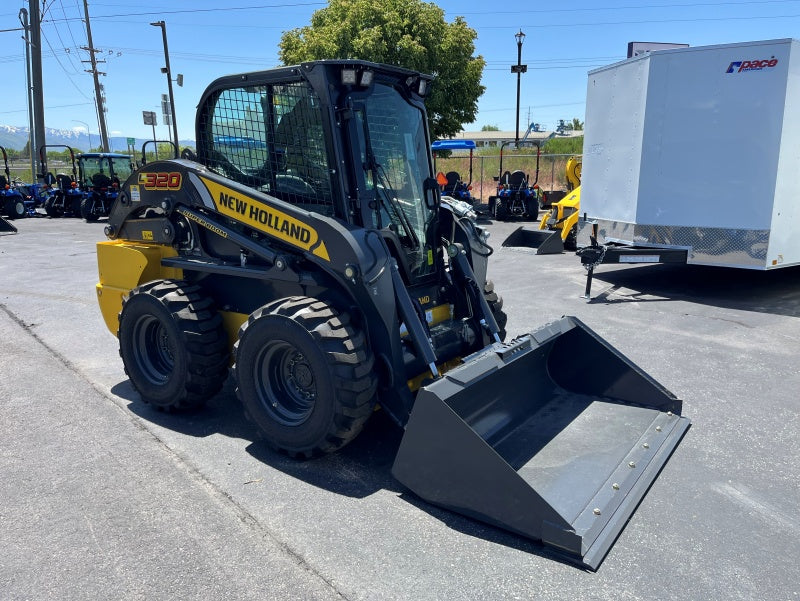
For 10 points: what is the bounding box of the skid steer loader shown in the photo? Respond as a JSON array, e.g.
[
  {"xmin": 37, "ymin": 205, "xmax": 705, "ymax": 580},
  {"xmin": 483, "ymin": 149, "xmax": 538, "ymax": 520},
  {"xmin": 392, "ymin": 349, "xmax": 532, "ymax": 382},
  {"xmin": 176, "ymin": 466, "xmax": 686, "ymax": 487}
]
[{"xmin": 95, "ymin": 60, "xmax": 689, "ymax": 569}]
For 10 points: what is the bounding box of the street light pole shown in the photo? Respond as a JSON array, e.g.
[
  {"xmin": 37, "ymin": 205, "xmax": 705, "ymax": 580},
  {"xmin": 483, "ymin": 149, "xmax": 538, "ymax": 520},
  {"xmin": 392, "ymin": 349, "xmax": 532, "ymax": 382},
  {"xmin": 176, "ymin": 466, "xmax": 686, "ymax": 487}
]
[
  {"xmin": 150, "ymin": 21, "xmax": 179, "ymax": 151},
  {"xmin": 512, "ymin": 29, "xmax": 527, "ymax": 145},
  {"xmin": 72, "ymin": 120, "xmax": 92, "ymax": 151}
]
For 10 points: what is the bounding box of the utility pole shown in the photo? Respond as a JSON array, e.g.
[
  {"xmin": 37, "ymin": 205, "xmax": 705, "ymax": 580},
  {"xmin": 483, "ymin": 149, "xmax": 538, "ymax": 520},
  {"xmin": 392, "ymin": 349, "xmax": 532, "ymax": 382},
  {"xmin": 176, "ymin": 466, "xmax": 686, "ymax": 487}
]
[
  {"xmin": 28, "ymin": 0, "xmax": 47, "ymax": 180},
  {"xmin": 19, "ymin": 8, "xmax": 35, "ymax": 179},
  {"xmin": 82, "ymin": 0, "xmax": 110, "ymax": 152},
  {"xmin": 150, "ymin": 21, "xmax": 179, "ymax": 151}
]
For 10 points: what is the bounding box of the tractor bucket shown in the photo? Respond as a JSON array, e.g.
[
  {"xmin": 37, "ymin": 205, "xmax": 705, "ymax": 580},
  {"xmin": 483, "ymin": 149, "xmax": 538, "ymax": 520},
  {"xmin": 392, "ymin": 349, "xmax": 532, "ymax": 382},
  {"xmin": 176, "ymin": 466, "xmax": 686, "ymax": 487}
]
[
  {"xmin": 392, "ymin": 316, "xmax": 690, "ymax": 570},
  {"xmin": 0, "ymin": 216, "xmax": 18, "ymax": 235},
  {"xmin": 502, "ymin": 225, "xmax": 564, "ymax": 254}
]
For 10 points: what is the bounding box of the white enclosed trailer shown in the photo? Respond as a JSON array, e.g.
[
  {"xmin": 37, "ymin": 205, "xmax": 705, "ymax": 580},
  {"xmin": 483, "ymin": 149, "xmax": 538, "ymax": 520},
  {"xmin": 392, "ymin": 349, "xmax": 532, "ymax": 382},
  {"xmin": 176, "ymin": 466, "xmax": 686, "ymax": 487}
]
[{"xmin": 579, "ymin": 38, "xmax": 800, "ymax": 272}]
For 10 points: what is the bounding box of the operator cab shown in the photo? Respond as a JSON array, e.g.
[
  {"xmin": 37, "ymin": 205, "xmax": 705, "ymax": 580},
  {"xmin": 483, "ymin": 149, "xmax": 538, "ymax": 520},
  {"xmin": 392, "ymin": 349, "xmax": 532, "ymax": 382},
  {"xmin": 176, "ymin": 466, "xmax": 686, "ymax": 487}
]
[{"xmin": 196, "ymin": 60, "xmax": 438, "ymax": 285}]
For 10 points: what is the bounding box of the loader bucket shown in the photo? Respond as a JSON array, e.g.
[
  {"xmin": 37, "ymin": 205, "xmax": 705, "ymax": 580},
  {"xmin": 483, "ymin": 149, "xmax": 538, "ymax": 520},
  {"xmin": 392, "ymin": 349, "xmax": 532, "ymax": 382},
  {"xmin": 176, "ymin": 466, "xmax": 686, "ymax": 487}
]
[
  {"xmin": 392, "ymin": 316, "xmax": 690, "ymax": 570},
  {"xmin": 0, "ymin": 216, "xmax": 18, "ymax": 235},
  {"xmin": 502, "ymin": 225, "xmax": 564, "ymax": 254}
]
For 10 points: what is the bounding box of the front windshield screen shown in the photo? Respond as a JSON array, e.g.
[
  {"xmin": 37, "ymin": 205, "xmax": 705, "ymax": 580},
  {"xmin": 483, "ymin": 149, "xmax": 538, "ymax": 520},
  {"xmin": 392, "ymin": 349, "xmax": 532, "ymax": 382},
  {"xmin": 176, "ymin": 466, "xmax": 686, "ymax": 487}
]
[
  {"xmin": 80, "ymin": 156, "xmax": 132, "ymax": 188},
  {"xmin": 362, "ymin": 84, "xmax": 435, "ymax": 278}
]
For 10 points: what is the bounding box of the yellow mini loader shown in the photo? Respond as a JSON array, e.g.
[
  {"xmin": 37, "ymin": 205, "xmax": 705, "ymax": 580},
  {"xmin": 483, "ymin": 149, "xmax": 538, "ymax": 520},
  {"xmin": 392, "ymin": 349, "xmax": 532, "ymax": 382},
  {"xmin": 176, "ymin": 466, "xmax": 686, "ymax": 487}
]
[
  {"xmin": 503, "ymin": 157, "xmax": 581, "ymax": 254},
  {"xmin": 95, "ymin": 61, "xmax": 689, "ymax": 569}
]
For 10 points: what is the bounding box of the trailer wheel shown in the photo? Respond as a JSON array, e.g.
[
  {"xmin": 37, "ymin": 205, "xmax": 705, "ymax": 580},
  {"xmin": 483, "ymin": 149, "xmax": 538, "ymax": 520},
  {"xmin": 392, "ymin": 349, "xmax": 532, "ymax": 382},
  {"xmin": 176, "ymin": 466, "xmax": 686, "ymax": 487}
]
[
  {"xmin": 118, "ymin": 280, "xmax": 229, "ymax": 410},
  {"xmin": 233, "ymin": 296, "xmax": 377, "ymax": 458}
]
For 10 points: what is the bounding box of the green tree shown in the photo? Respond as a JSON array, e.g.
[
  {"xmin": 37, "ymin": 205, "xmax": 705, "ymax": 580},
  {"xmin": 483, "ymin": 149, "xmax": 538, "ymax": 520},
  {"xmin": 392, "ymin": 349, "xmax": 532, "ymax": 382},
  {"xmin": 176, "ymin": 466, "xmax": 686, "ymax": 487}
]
[
  {"xmin": 571, "ymin": 118, "xmax": 584, "ymax": 131},
  {"xmin": 481, "ymin": 124, "xmax": 499, "ymax": 131},
  {"xmin": 279, "ymin": 0, "xmax": 485, "ymax": 140}
]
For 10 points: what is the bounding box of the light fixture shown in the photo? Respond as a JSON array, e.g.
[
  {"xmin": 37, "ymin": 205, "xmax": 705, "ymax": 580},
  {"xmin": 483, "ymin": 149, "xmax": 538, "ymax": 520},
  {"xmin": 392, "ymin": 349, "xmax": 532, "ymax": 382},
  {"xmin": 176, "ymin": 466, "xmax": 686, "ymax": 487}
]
[{"xmin": 341, "ymin": 68, "xmax": 357, "ymax": 85}]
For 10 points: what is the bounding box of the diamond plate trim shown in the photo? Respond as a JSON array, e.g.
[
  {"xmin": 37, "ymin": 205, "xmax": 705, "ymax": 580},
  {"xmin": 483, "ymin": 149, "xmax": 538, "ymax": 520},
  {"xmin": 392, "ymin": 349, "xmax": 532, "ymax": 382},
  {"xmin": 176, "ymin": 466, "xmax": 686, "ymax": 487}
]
[{"xmin": 583, "ymin": 220, "xmax": 770, "ymax": 268}]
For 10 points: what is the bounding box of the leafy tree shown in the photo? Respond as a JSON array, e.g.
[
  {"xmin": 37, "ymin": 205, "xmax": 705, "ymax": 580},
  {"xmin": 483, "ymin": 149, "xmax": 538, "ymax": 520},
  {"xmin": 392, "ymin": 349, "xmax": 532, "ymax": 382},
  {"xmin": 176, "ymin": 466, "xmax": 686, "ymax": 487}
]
[
  {"xmin": 570, "ymin": 118, "xmax": 584, "ymax": 131},
  {"xmin": 481, "ymin": 124, "xmax": 500, "ymax": 131},
  {"xmin": 279, "ymin": 0, "xmax": 485, "ymax": 139}
]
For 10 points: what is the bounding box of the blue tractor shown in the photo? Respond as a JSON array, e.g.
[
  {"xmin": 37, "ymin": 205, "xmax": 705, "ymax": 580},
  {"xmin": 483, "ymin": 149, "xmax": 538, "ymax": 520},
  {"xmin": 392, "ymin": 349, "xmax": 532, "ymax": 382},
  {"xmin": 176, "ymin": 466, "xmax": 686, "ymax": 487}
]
[
  {"xmin": 487, "ymin": 140, "xmax": 545, "ymax": 222},
  {"xmin": 431, "ymin": 139, "xmax": 476, "ymax": 205},
  {"xmin": 77, "ymin": 152, "xmax": 134, "ymax": 222},
  {"xmin": 39, "ymin": 145, "xmax": 83, "ymax": 218},
  {"xmin": 1, "ymin": 146, "xmax": 26, "ymax": 222}
]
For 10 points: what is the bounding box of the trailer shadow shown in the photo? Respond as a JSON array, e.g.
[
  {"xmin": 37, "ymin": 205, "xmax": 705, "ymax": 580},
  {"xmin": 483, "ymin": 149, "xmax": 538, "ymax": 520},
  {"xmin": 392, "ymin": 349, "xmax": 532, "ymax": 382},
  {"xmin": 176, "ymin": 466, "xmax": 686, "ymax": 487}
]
[{"xmin": 587, "ymin": 263, "xmax": 800, "ymax": 317}]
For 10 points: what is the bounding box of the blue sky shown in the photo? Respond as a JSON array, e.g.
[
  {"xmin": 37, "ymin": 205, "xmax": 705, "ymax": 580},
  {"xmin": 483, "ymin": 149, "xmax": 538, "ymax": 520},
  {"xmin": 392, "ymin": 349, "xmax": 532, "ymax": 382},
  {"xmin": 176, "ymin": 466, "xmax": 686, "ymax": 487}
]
[{"xmin": 1, "ymin": 0, "xmax": 799, "ymax": 142}]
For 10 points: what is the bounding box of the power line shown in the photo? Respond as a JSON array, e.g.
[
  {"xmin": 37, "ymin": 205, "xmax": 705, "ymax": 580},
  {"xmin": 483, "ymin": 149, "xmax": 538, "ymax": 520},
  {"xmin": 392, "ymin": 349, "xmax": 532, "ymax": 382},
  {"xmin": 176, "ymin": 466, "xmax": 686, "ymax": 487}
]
[
  {"xmin": 451, "ymin": 0, "xmax": 800, "ymax": 16},
  {"xmin": 43, "ymin": 1, "xmax": 327, "ymax": 23},
  {"xmin": 0, "ymin": 101, "xmax": 94, "ymax": 115},
  {"xmin": 40, "ymin": 28, "xmax": 91, "ymax": 100},
  {"xmin": 476, "ymin": 12, "xmax": 800, "ymax": 29}
]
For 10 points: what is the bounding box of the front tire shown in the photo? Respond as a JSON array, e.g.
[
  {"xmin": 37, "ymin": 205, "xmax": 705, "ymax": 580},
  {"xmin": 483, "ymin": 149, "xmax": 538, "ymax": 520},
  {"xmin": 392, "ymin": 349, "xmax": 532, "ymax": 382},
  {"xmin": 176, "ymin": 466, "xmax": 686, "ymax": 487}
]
[
  {"xmin": 81, "ymin": 197, "xmax": 99, "ymax": 222},
  {"xmin": 233, "ymin": 296, "xmax": 377, "ymax": 458},
  {"xmin": 118, "ymin": 280, "xmax": 229, "ymax": 410}
]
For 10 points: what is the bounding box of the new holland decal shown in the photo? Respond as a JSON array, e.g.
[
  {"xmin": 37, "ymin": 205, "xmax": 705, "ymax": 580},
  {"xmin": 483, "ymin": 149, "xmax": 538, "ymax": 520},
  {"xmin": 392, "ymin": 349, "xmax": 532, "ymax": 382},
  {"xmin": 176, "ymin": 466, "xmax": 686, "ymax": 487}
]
[{"xmin": 199, "ymin": 176, "xmax": 330, "ymax": 261}]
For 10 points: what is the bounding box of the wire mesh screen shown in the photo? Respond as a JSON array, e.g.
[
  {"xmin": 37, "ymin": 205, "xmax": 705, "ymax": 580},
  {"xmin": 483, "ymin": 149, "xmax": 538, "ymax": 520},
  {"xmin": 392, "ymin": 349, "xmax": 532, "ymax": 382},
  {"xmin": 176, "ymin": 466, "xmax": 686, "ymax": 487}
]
[{"xmin": 203, "ymin": 82, "xmax": 335, "ymax": 216}]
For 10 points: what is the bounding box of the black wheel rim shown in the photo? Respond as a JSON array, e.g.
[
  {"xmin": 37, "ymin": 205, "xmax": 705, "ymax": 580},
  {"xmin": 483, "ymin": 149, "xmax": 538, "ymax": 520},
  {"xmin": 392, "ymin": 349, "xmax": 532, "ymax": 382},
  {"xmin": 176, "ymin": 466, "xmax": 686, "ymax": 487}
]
[
  {"xmin": 254, "ymin": 340, "xmax": 316, "ymax": 426},
  {"xmin": 132, "ymin": 314, "xmax": 175, "ymax": 385}
]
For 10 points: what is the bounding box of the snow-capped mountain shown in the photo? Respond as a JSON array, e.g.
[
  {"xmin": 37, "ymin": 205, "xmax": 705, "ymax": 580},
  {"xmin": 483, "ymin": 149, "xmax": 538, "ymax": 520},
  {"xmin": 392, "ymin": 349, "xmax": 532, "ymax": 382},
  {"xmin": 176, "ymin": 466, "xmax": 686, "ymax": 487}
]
[{"xmin": 0, "ymin": 124, "xmax": 194, "ymax": 152}]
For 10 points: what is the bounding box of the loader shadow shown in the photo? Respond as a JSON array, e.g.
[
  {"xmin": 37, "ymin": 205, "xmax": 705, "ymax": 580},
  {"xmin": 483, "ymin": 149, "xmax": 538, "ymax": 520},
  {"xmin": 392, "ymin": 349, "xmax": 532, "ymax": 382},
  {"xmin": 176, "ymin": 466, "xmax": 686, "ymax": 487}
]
[
  {"xmin": 115, "ymin": 379, "xmax": 262, "ymax": 443},
  {"xmin": 396, "ymin": 492, "xmax": 585, "ymax": 569},
  {"xmin": 116, "ymin": 377, "xmax": 401, "ymax": 498},
  {"xmin": 113, "ymin": 378, "xmax": 589, "ymax": 564},
  {"xmin": 587, "ymin": 262, "xmax": 800, "ymax": 317}
]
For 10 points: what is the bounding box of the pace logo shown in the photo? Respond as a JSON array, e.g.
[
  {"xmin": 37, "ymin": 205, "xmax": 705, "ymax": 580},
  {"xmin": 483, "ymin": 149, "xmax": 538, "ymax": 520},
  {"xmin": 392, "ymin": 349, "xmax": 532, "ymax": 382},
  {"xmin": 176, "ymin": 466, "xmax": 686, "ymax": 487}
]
[{"xmin": 726, "ymin": 57, "xmax": 778, "ymax": 73}]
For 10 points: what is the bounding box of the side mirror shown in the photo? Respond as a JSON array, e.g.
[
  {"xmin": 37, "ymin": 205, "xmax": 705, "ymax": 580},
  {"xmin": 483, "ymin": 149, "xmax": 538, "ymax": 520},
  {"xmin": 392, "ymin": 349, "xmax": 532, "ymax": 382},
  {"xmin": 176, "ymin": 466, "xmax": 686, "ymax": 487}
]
[{"xmin": 423, "ymin": 177, "xmax": 440, "ymax": 210}]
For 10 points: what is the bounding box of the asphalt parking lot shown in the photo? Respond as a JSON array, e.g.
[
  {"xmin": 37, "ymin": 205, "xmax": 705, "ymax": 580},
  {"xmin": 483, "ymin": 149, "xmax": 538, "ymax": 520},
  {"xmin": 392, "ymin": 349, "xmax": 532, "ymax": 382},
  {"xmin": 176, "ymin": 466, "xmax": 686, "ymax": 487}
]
[{"xmin": 1, "ymin": 215, "xmax": 798, "ymax": 600}]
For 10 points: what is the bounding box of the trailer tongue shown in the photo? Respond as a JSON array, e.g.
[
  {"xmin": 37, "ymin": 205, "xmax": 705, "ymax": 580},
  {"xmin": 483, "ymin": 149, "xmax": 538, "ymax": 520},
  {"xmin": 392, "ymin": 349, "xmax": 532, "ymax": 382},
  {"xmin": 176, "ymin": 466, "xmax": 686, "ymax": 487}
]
[{"xmin": 394, "ymin": 316, "xmax": 690, "ymax": 569}]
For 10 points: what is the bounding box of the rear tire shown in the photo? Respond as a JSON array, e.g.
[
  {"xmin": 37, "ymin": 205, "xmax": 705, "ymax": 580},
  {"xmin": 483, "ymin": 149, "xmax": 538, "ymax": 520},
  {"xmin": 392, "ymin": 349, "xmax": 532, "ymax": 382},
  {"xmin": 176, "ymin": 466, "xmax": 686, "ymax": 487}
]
[
  {"xmin": 494, "ymin": 199, "xmax": 507, "ymax": 221},
  {"xmin": 45, "ymin": 195, "xmax": 63, "ymax": 218},
  {"xmin": 118, "ymin": 279, "xmax": 229, "ymax": 410},
  {"xmin": 4, "ymin": 197, "xmax": 25, "ymax": 219},
  {"xmin": 233, "ymin": 296, "xmax": 377, "ymax": 458},
  {"xmin": 81, "ymin": 197, "xmax": 99, "ymax": 222},
  {"xmin": 525, "ymin": 197, "xmax": 539, "ymax": 222}
]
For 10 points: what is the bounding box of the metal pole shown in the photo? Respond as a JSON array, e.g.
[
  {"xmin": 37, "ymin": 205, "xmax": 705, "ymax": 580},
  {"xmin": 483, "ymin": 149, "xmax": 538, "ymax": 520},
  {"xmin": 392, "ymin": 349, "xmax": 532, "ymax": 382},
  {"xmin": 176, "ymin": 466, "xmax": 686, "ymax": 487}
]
[
  {"xmin": 29, "ymin": 0, "xmax": 46, "ymax": 181},
  {"xmin": 151, "ymin": 21, "xmax": 179, "ymax": 151},
  {"xmin": 516, "ymin": 43, "xmax": 521, "ymax": 144},
  {"xmin": 19, "ymin": 8, "xmax": 35, "ymax": 180}
]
